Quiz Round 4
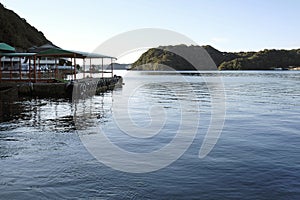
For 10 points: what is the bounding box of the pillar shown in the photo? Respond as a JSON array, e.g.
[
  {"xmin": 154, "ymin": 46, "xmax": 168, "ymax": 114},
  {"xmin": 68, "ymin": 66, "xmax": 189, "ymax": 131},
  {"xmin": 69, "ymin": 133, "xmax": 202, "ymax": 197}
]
[
  {"xmin": 19, "ymin": 57, "xmax": 22, "ymax": 80},
  {"xmin": 89, "ymin": 58, "xmax": 92, "ymax": 78},
  {"xmin": 55, "ymin": 57, "xmax": 58, "ymax": 80},
  {"xmin": 34, "ymin": 56, "xmax": 37, "ymax": 83},
  {"xmin": 102, "ymin": 58, "xmax": 104, "ymax": 78},
  {"xmin": 38, "ymin": 57, "xmax": 41, "ymax": 80},
  {"xmin": 29, "ymin": 57, "xmax": 31, "ymax": 80},
  {"xmin": 10, "ymin": 57, "xmax": 13, "ymax": 80},
  {"xmin": 74, "ymin": 55, "xmax": 77, "ymax": 80},
  {"xmin": 111, "ymin": 58, "xmax": 114, "ymax": 77},
  {"xmin": 83, "ymin": 58, "xmax": 86, "ymax": 79}
]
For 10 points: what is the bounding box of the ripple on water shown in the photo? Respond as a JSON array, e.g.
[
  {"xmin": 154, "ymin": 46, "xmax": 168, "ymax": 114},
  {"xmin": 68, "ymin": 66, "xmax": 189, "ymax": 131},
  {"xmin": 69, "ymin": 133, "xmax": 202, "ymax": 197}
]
[{"xmin": 0, "ymin": 71, "xmax": 300, "ymax": 199}]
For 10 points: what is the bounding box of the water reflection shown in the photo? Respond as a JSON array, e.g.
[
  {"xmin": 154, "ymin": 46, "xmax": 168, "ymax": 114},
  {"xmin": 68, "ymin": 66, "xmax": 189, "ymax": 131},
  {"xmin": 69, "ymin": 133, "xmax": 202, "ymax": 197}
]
[
  {"xmin": 0, "ymin": 86, "xmax": 21, "ymax": 122},
  {"xmin": 0, "ymin": 94, "xmax": 115, "ymax": 132},
  {"xmin": 0, "ymin": 94, "xmax": 114, "ymax": 160},
  {"xmin": 0, "ymin": 100, "xmax": 24, "ymax": 123},
  {"xmin": 73, "ymin": 93, "xmax": 113, "ymax": 131}
]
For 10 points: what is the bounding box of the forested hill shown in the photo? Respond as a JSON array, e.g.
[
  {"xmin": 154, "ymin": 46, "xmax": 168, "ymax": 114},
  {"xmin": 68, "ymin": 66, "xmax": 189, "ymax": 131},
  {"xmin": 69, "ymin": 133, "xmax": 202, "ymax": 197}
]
[
  {"xmin": 131, "ymin": 45, "xmax": 300, "ymax": 70},
  {"xmin": 0, "ymin": 3, "xmax": 51, "ymax": 51}
]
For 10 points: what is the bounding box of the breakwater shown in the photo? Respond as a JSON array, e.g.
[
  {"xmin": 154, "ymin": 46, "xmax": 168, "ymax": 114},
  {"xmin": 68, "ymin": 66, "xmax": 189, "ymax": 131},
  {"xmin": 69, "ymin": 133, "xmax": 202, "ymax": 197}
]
[{"xmin": 0, "ymin": 76, "xmax": 122, "ymax": 98}]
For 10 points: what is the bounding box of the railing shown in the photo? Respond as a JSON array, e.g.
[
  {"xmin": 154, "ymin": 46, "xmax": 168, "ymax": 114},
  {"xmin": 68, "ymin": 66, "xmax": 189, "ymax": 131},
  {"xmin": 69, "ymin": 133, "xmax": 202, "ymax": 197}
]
[
  {"xmin": 0, "ymin": 69, "xmax": 67, "ymax": 82},
  {"xmin": 0, "ymin": 62, "xmax": 114, "ymax": 82},
  {"xmin": 0, "ymin": 68, "xmax": 113, "ymax": 82}
]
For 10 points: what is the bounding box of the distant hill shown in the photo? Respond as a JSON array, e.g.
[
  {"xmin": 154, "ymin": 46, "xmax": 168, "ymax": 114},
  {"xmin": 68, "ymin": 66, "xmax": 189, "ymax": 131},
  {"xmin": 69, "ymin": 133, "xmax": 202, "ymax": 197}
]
[
  {"xmin": 0, "ymin": 3, "xmax": 52, "ymax": 51},
  {"xmin": 131, "ymin": 45, "xmax": 217, "ymax": 70},
  {"xmin": 219, "ymin": 49, "xmax": 300, "ymax": 70},
  {"xmin": 131, "ymin": 45, "xmax": 300, "ymax": 70}
]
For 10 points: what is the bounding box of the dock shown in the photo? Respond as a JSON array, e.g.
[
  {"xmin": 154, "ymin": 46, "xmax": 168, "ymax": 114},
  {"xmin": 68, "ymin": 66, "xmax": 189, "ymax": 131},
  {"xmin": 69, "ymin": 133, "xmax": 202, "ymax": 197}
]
[
  {"xmin": 0, "ymin": 43, "xmax": 122, "ymax": 99},
  {"xmin": 0, "ymin": 76, "xmax": 122, "ymax": 98}
]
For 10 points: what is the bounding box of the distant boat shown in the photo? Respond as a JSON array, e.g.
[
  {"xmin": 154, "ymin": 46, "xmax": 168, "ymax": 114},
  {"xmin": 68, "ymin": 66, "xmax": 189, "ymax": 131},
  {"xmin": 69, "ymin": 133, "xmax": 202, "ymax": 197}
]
[{"xmin": 273, "ymin": 67, "xmax": 283, "ymax": 70}]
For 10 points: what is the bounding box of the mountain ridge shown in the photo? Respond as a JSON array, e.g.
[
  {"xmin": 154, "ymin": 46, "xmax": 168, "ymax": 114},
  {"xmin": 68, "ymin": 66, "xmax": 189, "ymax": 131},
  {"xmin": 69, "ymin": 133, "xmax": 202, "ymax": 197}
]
[
  {"xmin": 131, "ymin": 45, "xmax": 300, "ymax": 70},
  {"xmin": 0, "ymin": 3, "xmax": 52, "ymax": 51}
]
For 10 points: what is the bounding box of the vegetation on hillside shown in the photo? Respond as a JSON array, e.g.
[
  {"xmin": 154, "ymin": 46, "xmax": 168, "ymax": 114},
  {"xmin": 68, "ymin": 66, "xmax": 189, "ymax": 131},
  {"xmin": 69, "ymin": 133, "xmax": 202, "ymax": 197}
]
[
  {"xmin": 131, "ymin": 48, "xmax": 196, "ymax": 70},
  {"xmin": 219, "ymin": 49, "xmax": 300, "ymax": 70},
  {"xmin": 0, "ymin": 3, "xmax": 51, "ymax": 51},
  {"xmin": 131, "ymin": 45, "xmax": 300, "ymax": 70}
]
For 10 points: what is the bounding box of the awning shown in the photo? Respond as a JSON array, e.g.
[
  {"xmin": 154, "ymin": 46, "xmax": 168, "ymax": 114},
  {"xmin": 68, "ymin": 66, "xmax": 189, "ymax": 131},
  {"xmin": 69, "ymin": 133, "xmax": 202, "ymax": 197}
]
[
  {"xmin": 0, "ymin": 43, "xmax": 16, "ymax": 52},
  {"xmin": 36, "ymin": 48, "xmax": 81, "ymax": 57},
  {"xmin": 36, "ymin": 48, "xmax": 116, "ymax": 59}
]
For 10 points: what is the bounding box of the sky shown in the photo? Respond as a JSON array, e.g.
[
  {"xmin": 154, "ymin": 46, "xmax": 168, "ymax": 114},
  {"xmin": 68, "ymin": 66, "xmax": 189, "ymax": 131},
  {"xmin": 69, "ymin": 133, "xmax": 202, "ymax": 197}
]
[{"xmin": 1, "ymin": 0, "xmax": 300, "ymax": 63}]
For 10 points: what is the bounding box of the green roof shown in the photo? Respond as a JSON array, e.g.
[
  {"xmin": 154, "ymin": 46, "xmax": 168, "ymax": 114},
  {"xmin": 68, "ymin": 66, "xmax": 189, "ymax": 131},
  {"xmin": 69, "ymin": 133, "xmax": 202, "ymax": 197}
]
[
  {"xmin": 0, "ymin": 43, "xmax": 15, "ymax": 52},
  {"xmin": 0, "ymin": 45, "xmax": 116, "ymax": 59},
  {"xmin": 36, "ymin": 48, "xmax": 116, "ymax": 59},
  {"xmin": 36, "ymin": 48, "xmax": 79, "ymax": 57}
]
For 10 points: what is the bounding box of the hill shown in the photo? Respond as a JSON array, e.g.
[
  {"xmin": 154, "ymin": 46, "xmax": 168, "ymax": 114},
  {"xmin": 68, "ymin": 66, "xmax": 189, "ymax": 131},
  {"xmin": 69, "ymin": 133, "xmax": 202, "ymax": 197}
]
[
  {"xmin": 131, "ymin": 45, "xmax": 218, "ymax": 70},
  {"xmin": 0, "ymin": 3, "xmax": 51, "ymax": 51},
  {"xmin": 219, "ymin": 49, "xmax": 300, "ymax": 70},
  {"xmin": 131, "ymin": 45, "xmax": 300, "ymax": 70}
]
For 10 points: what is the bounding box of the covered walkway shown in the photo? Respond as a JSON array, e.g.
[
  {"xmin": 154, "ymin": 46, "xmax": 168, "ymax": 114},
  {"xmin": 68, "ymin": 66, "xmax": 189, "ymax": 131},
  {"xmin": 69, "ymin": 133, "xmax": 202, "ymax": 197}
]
[{"xmin": 0, "ymin": 43, "xmax": 116, "ymax": 83}]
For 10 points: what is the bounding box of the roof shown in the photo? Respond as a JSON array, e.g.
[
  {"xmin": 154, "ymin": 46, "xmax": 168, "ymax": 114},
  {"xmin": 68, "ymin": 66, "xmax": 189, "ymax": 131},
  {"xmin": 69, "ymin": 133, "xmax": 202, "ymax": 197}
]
[
  {"xmin": 0, "ymin": 44, "xmax": 116, "ymax": 60},
  {"xmin": 28, "ymin": 43, "xmax": 60, "ymax": 53},
  {"xmin": 72, "ymin": 50, "xmax": 117, "ymax": 59},
  {"xmin": 0, "ymin": 43, "xmax": 15, "ymax": 52},
  {"xmin": 36, "ymin": 48, "xmax": 116, "ymax": 59},
  {"xmin": 0, "ymin": 52, "xmax": 36, "ymax": 57},
  {"xmin": 36, "ymin": 48, "xmax": 79, "ymax": 57}
]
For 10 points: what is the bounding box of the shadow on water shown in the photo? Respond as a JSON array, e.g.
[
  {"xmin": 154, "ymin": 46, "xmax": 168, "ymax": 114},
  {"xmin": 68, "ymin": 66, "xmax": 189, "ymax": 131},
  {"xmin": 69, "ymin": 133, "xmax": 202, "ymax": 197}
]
[{"xmin": 0, "ymin": 86, "xmax": 21, "ymax": 123}]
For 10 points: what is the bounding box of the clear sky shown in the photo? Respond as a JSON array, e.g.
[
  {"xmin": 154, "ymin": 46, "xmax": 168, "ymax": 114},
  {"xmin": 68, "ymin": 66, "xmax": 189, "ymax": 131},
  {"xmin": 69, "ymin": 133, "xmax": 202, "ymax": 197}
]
[{"xmin": 1, "ymin": 0, "xmax": 300, "ymax": 62}]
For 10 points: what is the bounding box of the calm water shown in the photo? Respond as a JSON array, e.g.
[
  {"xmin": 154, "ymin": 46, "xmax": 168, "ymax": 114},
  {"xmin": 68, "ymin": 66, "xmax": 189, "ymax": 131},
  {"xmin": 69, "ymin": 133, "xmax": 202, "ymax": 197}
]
[{"xmin": 0, "ymin": 70, "xmax": 300, "ymax": 199}]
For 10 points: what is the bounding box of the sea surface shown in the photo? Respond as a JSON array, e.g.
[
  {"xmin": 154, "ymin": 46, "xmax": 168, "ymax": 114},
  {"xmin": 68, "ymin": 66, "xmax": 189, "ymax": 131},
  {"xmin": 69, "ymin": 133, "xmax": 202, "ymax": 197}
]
[{"xmin": 0, "ymin": 70, "xmax": 300, "ymax": 199}]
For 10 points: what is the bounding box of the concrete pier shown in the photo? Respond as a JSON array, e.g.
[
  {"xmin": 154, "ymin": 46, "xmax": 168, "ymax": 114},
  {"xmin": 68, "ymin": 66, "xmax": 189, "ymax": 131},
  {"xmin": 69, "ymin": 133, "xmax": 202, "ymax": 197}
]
[{"xmin": 0, "ymin": 76, "xmax": 123, "ymax": 98}]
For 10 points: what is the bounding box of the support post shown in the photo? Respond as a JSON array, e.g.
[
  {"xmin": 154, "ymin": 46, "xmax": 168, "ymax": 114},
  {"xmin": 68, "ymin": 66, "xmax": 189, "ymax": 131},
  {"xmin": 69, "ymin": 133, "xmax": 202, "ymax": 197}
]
[
  {"xmin": 34, "ymin": 56, "xmax": 37, "ymax": 83},
  {"xmin": 38, "ymin": 58, "xmax": 41, "ymax": 80},
  {"xmin": 83, "ymin": 58, "xmax": 86, "ymax": 79},
  {"xmin": 102, "ymin": 58, "xmax": 104, "ymax": 78},
  {"xmin": 111, "ymin": 58, "xmax": 114, "ymax": 77},
  {"xmin": 70, "ymin": 57, "xmax": 72, "ymax": 80},
  {"xmin": 29, "ymin": 57, "xmax": 31, "ymax": 81},
  {"xmin": 19, "ymin": 57, "xmax": 22, "ymax": 80},
  {"xmin": 10, "ymin": 57, "xmax": 13, "ymax": 80},
  {"xmin": 89, "ymin": 58, "xmax": 92, "ymax": 78},
  {"xmin": 55, "ymin": 57, "xmax": 58, "ymax": 80},
  {"xmin": 74, "ymin": 55, "xmax": 77, "ymax": 80}
]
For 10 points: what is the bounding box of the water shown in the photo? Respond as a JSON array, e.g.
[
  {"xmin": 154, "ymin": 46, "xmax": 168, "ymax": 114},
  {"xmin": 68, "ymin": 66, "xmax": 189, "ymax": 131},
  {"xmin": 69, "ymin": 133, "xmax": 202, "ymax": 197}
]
[{"xmin": 0, "ymin": 70, "xmax": 300, "ymax": 199}]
